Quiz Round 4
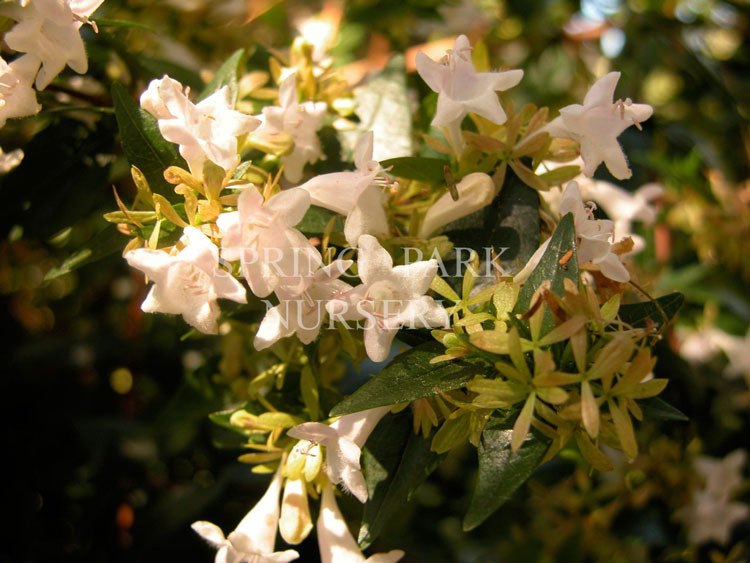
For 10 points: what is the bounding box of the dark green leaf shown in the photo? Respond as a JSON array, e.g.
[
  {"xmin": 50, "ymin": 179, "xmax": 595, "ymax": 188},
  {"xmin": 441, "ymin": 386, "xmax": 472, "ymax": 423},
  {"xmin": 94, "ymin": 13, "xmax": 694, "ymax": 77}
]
[
  {"xmin": 638, "ymin": 397, "xmax": 689, "ymax": 422},
  {"xmin": 380, "ymin": 156, "xmax": 447, "ymax": 185},
  {"xmin": 95, "ymin": 18, "xmax": 154, "ymax": 31},
  {"xmin": 618, "ymin": 293, "xmax": 684, "ymax": 329},
  {"xmin": 514, "ymin": 212, "xmax": 577, "ymax": 335},
  {"xmin": 111, "ymin": 81, "xmax": 186, "ymax": 198},
  {"xmin": 359, "ymin": 411, "xmax": 444, "ymax": 548},
  {"xmin": 44, "ymin": 224, "xmax": 125, "ymax": 281},
  {"xmin": 199, "ymin": 49, "xmax": 245, "ymax": 105},
  {"xmin": 296, "ymin": 205, "xmax": 344, "ymax": 236},
  {"xmin": 463, "ymin": 424, "xmax": 548, "ymax": 531},
  {"xmin": 329, "ymin": 341, "xmax": 492, "ymax": 416}
]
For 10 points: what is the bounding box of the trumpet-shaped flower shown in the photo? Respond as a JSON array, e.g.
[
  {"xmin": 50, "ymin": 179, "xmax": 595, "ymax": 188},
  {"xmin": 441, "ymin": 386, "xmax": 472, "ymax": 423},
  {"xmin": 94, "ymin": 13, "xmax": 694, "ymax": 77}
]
[
  {"xmin": 140, "ymin": 75, "xmax": 259, "ymax": 176},
  {"xmin": 327, "ymin": 235, "xmax": 449, "ymax": 362},
  {"xmin": 254, "ymin": 259, "xmax": 353, "ymax": 349},
  {"xmin": 559, "ymin": 181, "xmax": 630, "ymax": 282},
  {"xmin": 287, "ymin": 406, "xmax": 391, "ymax": 503},
  {"xmin": 0, "ymin": 0, "xmax": 103, "ymax": 90},
  {"xmin": 318, "ymin": 483, "xmax": 404, "ymax": 563},
  {"xmin": 298, "ymin": 131, "xmax": 390, "ymax": 247},
  {"xmin": 515, "ymin": 182, "xmax": 629, "ymax": 284},
  {"xmin": 546, "ymin": 72, "xmax": 652, "ymax": 180},
  {"xmin": 418, "ymin": 172, "xmax": 498, "ymax": 238},
  {"xmin": 416, "ymin": 34, "xmax": 523, "ymax": 128},
  {"xmin": 217, "ymin": 186, "xmax": 321, "ymax": 298},
  {"xmin": 192, "ymin": 468, "xmax": 299, "ymax": 563},
  {"xmin": 125, "ymin": 227, "xmax": 247, "ymax": 334},
  {"xmin": 0, "ymin": 55, "xmax": 41, "ymax": 128},
  {"xmin": 675, "ymin": 450, "xmax": 749, "ymax": 546},
  {"xmin": 255, "ymin": 75, "xmax": 326, "ymax": 183}
]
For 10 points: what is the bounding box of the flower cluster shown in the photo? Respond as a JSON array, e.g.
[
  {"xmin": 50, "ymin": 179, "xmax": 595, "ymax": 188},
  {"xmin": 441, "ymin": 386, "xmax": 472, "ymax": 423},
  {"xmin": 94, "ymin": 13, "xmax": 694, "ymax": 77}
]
[{"xmin": 104, "ymin": 30, "xmax": 671, "ymax": 562}]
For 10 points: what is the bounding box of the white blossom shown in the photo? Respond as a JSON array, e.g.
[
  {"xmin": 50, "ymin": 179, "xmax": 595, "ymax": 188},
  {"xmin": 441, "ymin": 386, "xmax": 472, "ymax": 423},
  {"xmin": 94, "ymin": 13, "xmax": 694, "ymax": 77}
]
[
  {"xmin": 217, "ymin": 186, "xmax": 321, "ymax": 298},
  {"xmin": 416, "ymin": 34, "xmax": 522, "ymax": 150},
  {"xmin": 255, "ymin": 75, "xmax": 326, "ymax": 183},
  {"xmin": 0, "ymin": 147, "xmax": 24, "ymax": 173},
  {"xmin": 192, "ymin": 468, "xmax": 299, "ymax": 563},
  {"xmin": 140, "ymin": 75, "xmax": 259, "ymax": 176},
  {"xmin": 545, "ymin": 72, "xmax": 652, "ymax": 180},
  {"xmin": 418, "ymin": 172, "xmax": 498, "ymax": 238},
  {"xmin": 287, "ymin": 406, "xmax": 391, "ymax": 503},
  {"xmin": 328, "ymin": 235, "xmax": 448, "ymax": 362},
  {"xmin": 125, "ymin": 227, "xmax": 246, "ymax": 334},
  {"xmin": 317, "ymin": 482, "xmax": 404, "ymax": 563},
  {"xmin": 298, "ymin": 131, "xmax": 390, "ymax": 247},
  {"xmin": 254, "ymin": 259, "xmax": 353, "ymax": 350},
  {"xmin": 675, "ymin": 450, "xmax": 749, "ymax": 546},
  {"xmin": 0, "ymin": 0, "xmax": 103, "ymax": 90},
  {"xmin": 0, "ymin": 55, "xmax": 41, "ymax": 128}
]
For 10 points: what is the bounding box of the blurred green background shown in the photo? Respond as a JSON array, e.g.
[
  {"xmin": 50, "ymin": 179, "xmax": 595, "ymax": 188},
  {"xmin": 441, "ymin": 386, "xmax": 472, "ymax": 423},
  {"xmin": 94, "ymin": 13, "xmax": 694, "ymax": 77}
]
[{"xmin": 1, "ymin": 0, "xmax": 748, "ymax": 561}]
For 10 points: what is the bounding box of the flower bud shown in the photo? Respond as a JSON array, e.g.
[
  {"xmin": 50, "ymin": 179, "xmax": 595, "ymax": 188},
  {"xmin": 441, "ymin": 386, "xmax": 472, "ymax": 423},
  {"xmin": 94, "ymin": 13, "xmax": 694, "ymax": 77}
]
[
  {"xmin": 279, "ymin": 478, "xmax": 313, "ymax": 545},
  {"xmin": 418, "ymin": 172, "xmax": 497, "ymax": 238}
]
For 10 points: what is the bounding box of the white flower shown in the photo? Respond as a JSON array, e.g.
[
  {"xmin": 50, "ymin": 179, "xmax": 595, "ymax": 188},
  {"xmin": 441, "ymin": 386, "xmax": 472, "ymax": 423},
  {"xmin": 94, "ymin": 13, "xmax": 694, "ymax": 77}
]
[
  {"xmin": 254, "ymin": 259, "xmax": 353, "ymax": 350},
  {"xmin": 675, "ymin": 450, "xmax": 749, "ymax": 546},
  {"xmin": 515, "ymin": 182, "xmax": 629, "ymax": 284},
  {"xmin": 217, "ymin": 186, "xmax": 321, "ymax": 298},
  {"xmin": 317, "ymin": 482, "xmax": 404, "ymax": 563},
  {"xmin": 328, "ymin": 235, "xmax": 448, "ymax": 362},
  {"xmin": 192, "ymin": 468, "xmax": 300, "ymax": 563},
  {"xmin": 418, "ymin": 172, "xmax": 498, "ymax": 238},
  {"xmin": 0, "ymin": 0, "xmax": 103, "ymax": 90},
  {"xmin": 545, "ymin": 72, "xmax": 653, "ymax": 180},
  {"xmin": 287, "ymin": 406, "xmax": 391, "ymax": 503},
  {"xmin": 560, "ymin": 181, "xmax": 630, "ymax": 282},
  {"xmin": 140, "ymin": 75, "xmax": 259, "ymax": 176},
  {"xmin": 279, "ymin": 478, "xmax": 313, "ymax": 545},
  {"xmin": 0, "ymin": 147, "xmax": 24, "ymax": 173},
  {"xmin": 255, "ymin": 75, "xmax": 327, "ymax": 183},
  {"xmin": 0, "ymin": 55, "xmax": 41, "ymax": 128},
  {"xmin": 415, "ymin": 34, "xmax": 523, "ymax": 129},
  {"xmin": 125, "ymin": 226, "xmax": 247, "ymax": 334},
  {"xmin": 298, "ymin": 131, "xmax": 390, "ymax": 247}
]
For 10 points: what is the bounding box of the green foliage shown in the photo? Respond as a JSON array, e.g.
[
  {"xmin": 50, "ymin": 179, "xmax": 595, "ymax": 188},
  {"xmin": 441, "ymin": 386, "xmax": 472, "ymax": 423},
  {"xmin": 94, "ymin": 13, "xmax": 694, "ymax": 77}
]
[
  {"xmin": 463, "ymin": 421, "xmax": 548, "ymax": 531},
  {"xmin": 329, "ymin": 342, "xmax": 493, "ymax": 416},
  {"xmin": 618, "ymin": 293, "xmax": 685, "ymax": 329},
  {"xmin": 359, "ymin": 410, "xmax": 444, "ymax": 548},
  {"xmin": 111, "ymin": 81, "xmax": 186, "ymax": 199},
  {"xmin": 380, "ymin": 156, "xmax": 447, "ymax": 185},
  {"xmin": 199, "ymin": 48, "xmax": 245, "ymax": 105}
]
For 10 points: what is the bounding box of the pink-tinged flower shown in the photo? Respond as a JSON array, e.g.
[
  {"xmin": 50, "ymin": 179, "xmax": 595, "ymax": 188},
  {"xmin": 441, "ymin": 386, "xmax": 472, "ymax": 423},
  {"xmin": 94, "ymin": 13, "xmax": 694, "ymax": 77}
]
[
  {"xmin": 0, "ymin": 147, "xmax": 24, "ymax": 174},
  {"xmin": 515, "ymin": 182, "xmax": 629, "ymax": 284},
  {"xmin": 255, "ymin": 75, "xmax": 327, "ymax": 183},
  {"xmin": 416, "ymin": 34, "xmax": 523, "ymax": 128},
  {"xmin": 298, "ymin": 131, "xmax": 390, "ymax": 247},
  {"xmin": 328, "ymin": 235, "xmax": 448, "ymax": 362},
  {"xmin": 0, "ymin": 0, "xmax": 104, "ymax": 90},
  {"xmin": 418, "ymin": 172, "xmax": 498, "ymax": 238},
  {"xmin": 140, "ymin": 75, "xmax": 259, "ymax": 176},
  {"xmin": 0, "ymin": 55, "xmax": 41, "ymax": 127},
  {"xmin": 317, "ymin": 482, "xmax": 404, "ymax": 563},
  {"xmin": 217, "ymin": 186, "xmax": 322, "ymax": 299},
  {"xmin": 287, "ymin": 406, "xmax": 391, "ymax": 503},
  {"xmin": 254, "ymin": 259, "xmax": 353, "ymax": 349},
  {"xmin": 125, "ymin": 227, "xmax": 246, "ymax": 334},
  {"xmin": 192, "ymin": 468, "xmax": 299, "ymax": 563},
  {"xmin": 546, "ymin": 72, "xmax": 653, "ymax": 180}
]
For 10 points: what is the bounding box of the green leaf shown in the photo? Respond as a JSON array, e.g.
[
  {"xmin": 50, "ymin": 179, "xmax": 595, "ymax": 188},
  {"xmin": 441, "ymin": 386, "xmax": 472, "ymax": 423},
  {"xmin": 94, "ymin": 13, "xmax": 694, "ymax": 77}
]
[
  {"xmin": 380, "ymin": 156, "xmax": 447, "ymax": 185},
  {"xmin": 199, "ymin": 49, "xmax": 246, "ymax": 105},
  {"xmin": 95, "ymin": 18, "xmax": 154, "ymax": 32},
  {"xmin": 463, "ymin": 424, "xmax": 548, "ymax": 531},
  {"xmin": 618, "ymin": 293, "xmax": 684, "ymax": 329},
  {"xmin": 341, "ymin": 55, "xmax": 412, "ymax": 161},
  {"xmin": 44, "ymin": 224, "xmax": 124, "ymax": 281},
  {"xmin": 296, "ymin": 205, "xmax": 344, "ymax": 235},
  {"xmin": 111, "ymin": 81, "xmax": 186, "ymax": 198},
  {"xmin": 638, "ymin": 397, "xmax": 689, "ymax": 421},
  {"xmin": 329, "ymin": 342, "xmax": 492, "ymax": 416},
  {"xmin": 514, "ymin": 212, "xmax": 577, "ymax": 335},
  {"xmin": 359, "ymin": 411, "xmax": 444, "ymax": 548}
]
